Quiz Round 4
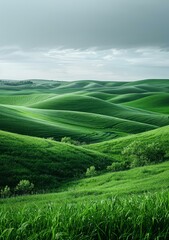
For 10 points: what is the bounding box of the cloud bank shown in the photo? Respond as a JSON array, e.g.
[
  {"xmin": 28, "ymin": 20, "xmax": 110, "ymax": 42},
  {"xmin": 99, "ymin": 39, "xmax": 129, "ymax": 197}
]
[{"xmin": 0, "ymin": 47, "xmax": 169, "ymax": 80}]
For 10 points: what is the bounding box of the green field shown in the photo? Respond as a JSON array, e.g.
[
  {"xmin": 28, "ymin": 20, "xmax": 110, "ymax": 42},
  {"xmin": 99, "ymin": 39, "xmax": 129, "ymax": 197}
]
[{"xmin": 0, "ymin": 79, "xmax": 169, "ymax": 239}]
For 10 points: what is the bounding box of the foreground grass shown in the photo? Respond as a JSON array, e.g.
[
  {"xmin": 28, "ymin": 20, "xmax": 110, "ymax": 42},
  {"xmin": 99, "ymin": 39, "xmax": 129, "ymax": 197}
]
[
  {"xmin": 0, "ymin": 161, "xmax": 169, "ymax": 239},
  {"xmin": 0, "ymin": 191, "xmax": 168, "ymax": 240}
]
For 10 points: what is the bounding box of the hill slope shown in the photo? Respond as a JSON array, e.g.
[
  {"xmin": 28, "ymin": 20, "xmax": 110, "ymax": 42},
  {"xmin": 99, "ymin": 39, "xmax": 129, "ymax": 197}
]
[
  {"xmin": 86, "ymin": 125, "xmax": 169, "ymax": 159},
  {"xmin": 124, "ymin": 93, "xmax": 169, "ymax": 114},
  {"xmin": 1, "ymin": 125, "xmax": 169, "ymax": 190},
  {"xmin": 0, "ymin": 104, "xmax": 159, "ymax": 143},
  {"xmin": 0, "ymin": 130, "xmax": 111, "ymax": 189}
]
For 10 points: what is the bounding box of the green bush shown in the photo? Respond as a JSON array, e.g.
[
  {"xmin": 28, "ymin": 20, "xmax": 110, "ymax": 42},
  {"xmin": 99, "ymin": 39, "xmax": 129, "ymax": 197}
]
[
  {"xmin": 107, "ymin": 161, "xmax": 130, "ymax": 172},
  {"xmin": 0, "ymin": 185, "xmax": 11, "ymax": 198},
  {"xmin": 61, "ymin": 136, "xmax": 80, "ymax": 145},
  {"xmin": 86, "ymin": 166, "xmax": 97, "ymax": 177},
  {"xmin": 15, "ymin": 180, "xmax": 34, "ymax": 195},
  {"xmin": 122, "ymin": 141, "xmax": 166, "ymax": 167}
]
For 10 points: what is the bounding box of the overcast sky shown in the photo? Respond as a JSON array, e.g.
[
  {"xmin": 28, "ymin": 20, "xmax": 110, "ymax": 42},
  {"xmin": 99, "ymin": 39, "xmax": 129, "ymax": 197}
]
[{"xmin": 0, "ymin": 0, "xmax": 169, "ymax": 80}]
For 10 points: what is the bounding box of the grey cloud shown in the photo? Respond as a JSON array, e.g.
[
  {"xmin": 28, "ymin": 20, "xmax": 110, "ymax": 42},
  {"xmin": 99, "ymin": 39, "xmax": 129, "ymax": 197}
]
[{"xmin": 0, "ymin": 0, "xmax": 169, "ymax": 49}]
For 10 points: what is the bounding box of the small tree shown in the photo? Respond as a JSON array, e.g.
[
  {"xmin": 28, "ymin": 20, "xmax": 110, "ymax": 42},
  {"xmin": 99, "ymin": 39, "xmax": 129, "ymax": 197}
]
[
  {"xmin": 15, "ymin": 180, "xmax": 34, "ymax": 195},
  {"xmin": 86, "ymin": 166, "xmax": 97, "ymax": 177},
  {"xmin": 0, "ymin": 185, "xmax": 11, "ymax": 198}
]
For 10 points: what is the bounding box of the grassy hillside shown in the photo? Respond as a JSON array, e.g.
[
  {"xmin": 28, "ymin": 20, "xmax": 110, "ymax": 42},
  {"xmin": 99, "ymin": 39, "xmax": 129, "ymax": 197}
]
[
  {"xmin": 0, "ymin": 130, "xmax": 111, "ymax": 189},
  {"xmin": 0, "ymin": 93, "xmax": 56, "ymax": 106},
  {"xmin": 1, "ymin": 160, "xmax": 169, "ymax": 204},
  {"xmin": 124, "ymin": 93, "xmax": 169, "ymax": 114},
  {"xmin": 86, "ymin": 125, "xmax": 169, "ymax": 159},
  {"xmin": 64, "ymin": 161, "xmax": 169, "ymax": 197},
  {"xmin": 1, "ymin": 125, "xmax": 169, "ymax": 191},
  {"xmin": 0, "ymin": 103, "xmax": 160, "ymax": 142},
  {"xmin": 109, "ymin": 92, "xmax": 153, "ymax": 104},
  {"xmin": 30, "ymin": 93, "xmax": 169, "ymax": 129}
]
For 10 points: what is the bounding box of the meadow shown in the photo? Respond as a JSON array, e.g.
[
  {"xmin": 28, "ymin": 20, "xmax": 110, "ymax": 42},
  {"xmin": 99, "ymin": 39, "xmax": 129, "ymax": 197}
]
[
  {"xmin": 0, "ymin": 79, "xmax": 169, "ymax": 239},
  {"xmin": 0, "ymin": 191, "xmax": 168, "ymax": 240}
]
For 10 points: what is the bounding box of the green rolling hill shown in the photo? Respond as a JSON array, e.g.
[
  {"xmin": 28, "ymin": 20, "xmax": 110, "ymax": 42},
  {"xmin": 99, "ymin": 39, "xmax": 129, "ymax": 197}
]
[
  {"xmin": 0, "ymin": 104, "xmax": 158, "ymax": 143},
  {"xmin": 0, "ymin": 79, "xmax": 169, "ymax": 143},
  {"xmin": 86, "ymin": 125, "xmax": 169, "ymax": 158},
  {"xmin": 123, "ymin": 93, "xmax": 169, "ymax": 114}
]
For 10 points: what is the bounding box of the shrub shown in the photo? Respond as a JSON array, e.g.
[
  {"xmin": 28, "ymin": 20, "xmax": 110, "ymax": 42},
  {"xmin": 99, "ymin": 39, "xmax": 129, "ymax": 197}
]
[
  {"xmin": 122, "ymin": 141, "xmax": 166, "ymax": 167},
  {"xmin": 61, "ymin": 137, "xmax": 80, "ymax": 145},
  {"xmin": 86, "ymin": 166, "xmax": 97, "ymax": 177},
  {"xmin": 0, "ymin": 185, "xmax": 11, "ymax": 198},
  {"xmin": 107, "ymin": 161, "xmax": 130, "ymax": 172},
  {"xmin": 15, "ymin": 180, "xmax": 34, "ymax": 195}
]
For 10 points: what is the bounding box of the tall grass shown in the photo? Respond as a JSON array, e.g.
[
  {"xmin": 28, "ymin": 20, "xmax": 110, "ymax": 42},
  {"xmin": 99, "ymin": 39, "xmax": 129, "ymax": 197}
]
[{"xmin": 0, "ymin": 191, "xmax": 168, "ymax": 240}]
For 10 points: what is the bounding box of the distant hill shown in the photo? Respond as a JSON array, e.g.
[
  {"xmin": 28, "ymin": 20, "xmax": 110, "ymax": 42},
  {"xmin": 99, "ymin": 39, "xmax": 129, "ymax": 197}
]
[{"xmin": 0, "ymin": 79, "xmax": 169, "ymax": 143}]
